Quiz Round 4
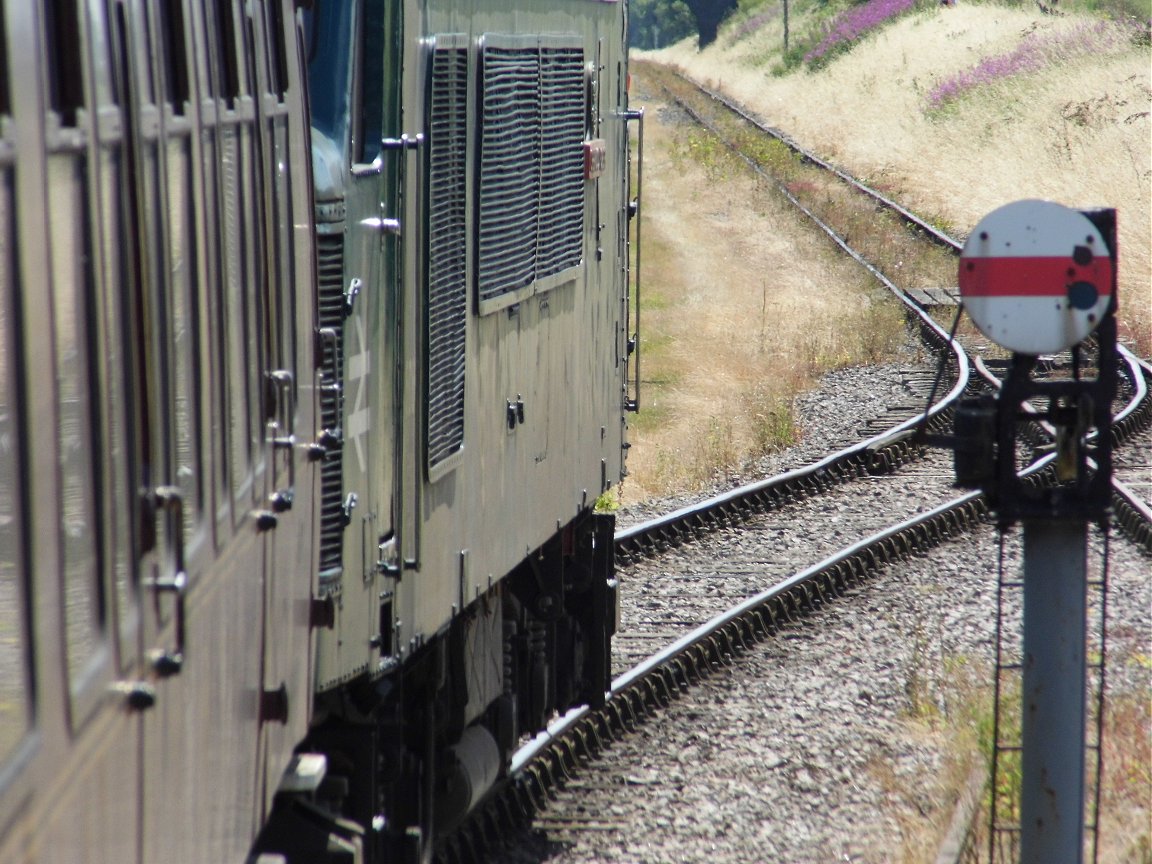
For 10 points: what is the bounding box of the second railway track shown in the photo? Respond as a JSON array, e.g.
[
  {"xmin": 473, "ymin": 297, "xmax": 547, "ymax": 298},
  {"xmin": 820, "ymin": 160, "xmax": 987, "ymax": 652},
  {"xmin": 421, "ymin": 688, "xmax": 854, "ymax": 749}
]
[{"xmin": 435, "ymin": 69, "xmax": 1152, "ymax": 864}]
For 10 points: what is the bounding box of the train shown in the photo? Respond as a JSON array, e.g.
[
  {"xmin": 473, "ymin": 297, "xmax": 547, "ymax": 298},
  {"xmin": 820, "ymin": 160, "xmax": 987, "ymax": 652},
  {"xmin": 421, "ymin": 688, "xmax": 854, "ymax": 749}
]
[{"xmin": 0, "ymin": 1, "xmax": 637, "ymax": 862}]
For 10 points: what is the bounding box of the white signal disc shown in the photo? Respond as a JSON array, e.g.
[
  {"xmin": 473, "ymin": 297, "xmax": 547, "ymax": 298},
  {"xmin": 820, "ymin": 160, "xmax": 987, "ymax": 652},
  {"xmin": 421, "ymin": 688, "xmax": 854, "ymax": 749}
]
[{"xmin": 958, "ymin": 200, "xmax": 1112, "ymax": 354}]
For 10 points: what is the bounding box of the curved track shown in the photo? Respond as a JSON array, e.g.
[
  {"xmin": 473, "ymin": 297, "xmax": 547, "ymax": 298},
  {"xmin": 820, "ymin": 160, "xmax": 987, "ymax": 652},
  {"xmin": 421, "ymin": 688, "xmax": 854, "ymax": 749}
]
[
  {"xmin": 434, "ymin": 73, "xmax": 1152, "ymax": 864},
  {"xmin": 661, "ymin": 70, "xmax": 1152, "ymax": 548}
]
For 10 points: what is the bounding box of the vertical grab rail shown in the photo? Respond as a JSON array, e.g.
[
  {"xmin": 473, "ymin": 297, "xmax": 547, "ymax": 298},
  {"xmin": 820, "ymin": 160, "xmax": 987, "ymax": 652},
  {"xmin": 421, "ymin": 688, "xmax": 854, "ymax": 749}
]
[
  {"xmin": 381, "ymin": 132, "xmax": 423, "ymax": 573},
  {"xmin": 624, "ymin": 107, "xmax": 644, "ymax": 412}
]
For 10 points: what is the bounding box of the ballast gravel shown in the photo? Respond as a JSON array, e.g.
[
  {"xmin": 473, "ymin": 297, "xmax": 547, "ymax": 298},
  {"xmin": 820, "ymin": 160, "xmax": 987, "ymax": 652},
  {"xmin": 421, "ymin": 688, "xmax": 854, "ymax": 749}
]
[
  {"xmin": 616, "ymin": 357, "xmax": 938, "ymax": 530},
  {"xmin": 495, "ymin": 363, "xmax": 1151, "ymax": 864}
]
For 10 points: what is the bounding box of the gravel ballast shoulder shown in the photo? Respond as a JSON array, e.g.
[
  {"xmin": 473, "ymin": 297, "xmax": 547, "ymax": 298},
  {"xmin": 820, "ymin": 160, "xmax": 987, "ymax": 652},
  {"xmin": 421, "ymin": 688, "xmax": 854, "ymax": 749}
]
[{"xmin": 497, "ymin": 364, "xmax": 1151, "ymax": 864}]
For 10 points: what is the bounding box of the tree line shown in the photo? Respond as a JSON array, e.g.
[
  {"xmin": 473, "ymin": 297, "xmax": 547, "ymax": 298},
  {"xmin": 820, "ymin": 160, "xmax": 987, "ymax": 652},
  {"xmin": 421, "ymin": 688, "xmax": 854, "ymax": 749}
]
[{"xmin": 631, "ymin": 0, "xmax": 740, "ymax": 49}]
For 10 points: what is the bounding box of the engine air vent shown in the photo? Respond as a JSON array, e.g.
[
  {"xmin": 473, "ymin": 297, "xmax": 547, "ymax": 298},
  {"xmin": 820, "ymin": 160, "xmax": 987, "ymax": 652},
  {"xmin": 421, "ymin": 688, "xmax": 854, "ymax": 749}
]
[
  {"xmin": 426, "ymin": 42, "xmax": 469, "ymax": 471},
  {"xmin": 477, "ymin": 36, "xmax": 585, "ymax": 304},
  {"xmin": 315, "ymin": 229, "xmax": 346, "ymax": 587}
]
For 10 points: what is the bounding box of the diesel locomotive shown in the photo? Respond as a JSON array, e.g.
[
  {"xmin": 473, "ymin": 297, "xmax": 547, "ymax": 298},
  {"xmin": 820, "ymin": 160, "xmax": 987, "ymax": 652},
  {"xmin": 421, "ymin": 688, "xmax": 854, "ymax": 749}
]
[{"xmin": 0, "ymin": 0, "xmax": 637, "ymax": 861}]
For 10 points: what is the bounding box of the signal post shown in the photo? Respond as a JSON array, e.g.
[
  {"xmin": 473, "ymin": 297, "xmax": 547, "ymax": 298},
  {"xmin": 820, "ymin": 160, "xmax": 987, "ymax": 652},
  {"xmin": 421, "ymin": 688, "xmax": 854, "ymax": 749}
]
[{"xmin": 953, "ymin": 200, "xmax": 1118, "ymax": 864}]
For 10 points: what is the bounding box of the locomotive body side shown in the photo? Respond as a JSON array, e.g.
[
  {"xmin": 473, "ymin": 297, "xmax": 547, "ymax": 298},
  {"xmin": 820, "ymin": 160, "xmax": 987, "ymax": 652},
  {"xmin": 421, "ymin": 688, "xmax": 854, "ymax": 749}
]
[
  {"xmin": 0, "ymin": 1, "xmax": 319, "ymax": 861},
  {"xmin": 260, "ymin": 0, "xmax": 635, "ymax": 859},
  {"xmin": 0, "ymin": 0, "xmax": 634, "ymax": 860}
]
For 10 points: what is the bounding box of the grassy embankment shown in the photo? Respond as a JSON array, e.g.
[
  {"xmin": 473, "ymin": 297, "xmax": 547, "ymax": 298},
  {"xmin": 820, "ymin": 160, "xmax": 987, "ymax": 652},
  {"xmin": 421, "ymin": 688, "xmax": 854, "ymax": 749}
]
[
  {"xmin": 626, "ymin": 0, "xmax": 1149, "ymax": 504},
  {"xmin": 625, "ymin": 2, "xmax": 1150, "ymax": 860}
]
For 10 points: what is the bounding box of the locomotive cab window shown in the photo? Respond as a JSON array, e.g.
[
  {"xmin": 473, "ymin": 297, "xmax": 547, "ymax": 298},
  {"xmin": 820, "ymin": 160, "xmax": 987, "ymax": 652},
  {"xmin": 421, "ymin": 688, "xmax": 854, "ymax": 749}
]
[
  {"xmin": 303, "ymin": 0, "xmax": 398, "ymax": 166},
  {"xmin": 303, "ymin": 2, "xmax": 354, "ymax": 152},
  {"xmin": 355, "ymin": 0, "xmax": 386, "ymax": 164}
]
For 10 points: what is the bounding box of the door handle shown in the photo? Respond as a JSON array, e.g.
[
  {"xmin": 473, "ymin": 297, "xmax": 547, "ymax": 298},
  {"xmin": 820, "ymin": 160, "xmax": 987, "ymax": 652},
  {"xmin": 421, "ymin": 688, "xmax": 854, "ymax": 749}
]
[
  {"xmin": 145, "ymin": 486, "xmax": 187, "ymax": 676},
  {"xmin": 265, "ymin": 369, "xmax": 296, "ymax": 449}
]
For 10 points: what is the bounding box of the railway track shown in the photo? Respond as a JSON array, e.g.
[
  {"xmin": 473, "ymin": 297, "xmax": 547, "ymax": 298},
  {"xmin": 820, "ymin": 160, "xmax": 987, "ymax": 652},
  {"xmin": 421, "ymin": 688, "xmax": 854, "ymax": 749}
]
[
  {"xmin": 649, "ymin": 67, "xmax": 1152, "ymax": 548},
  {"xmin": 434, "ymin": 72, "xmax": 1151, "ymax": 864}
]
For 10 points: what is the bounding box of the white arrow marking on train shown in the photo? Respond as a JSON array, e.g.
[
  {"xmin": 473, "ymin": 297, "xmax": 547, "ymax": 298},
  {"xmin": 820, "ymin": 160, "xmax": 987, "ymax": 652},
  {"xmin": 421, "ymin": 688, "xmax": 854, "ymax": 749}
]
[{"xmin": 347, "ymin": 316, "xmax": 371, "ymax": 473}]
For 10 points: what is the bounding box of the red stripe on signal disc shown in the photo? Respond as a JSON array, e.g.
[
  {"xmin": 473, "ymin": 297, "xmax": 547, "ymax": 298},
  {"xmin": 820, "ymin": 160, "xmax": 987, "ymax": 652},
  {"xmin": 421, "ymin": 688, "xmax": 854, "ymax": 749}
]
[{"xmin": 959, "ymin": 255, "xmax": 1113, "ymax": 298}]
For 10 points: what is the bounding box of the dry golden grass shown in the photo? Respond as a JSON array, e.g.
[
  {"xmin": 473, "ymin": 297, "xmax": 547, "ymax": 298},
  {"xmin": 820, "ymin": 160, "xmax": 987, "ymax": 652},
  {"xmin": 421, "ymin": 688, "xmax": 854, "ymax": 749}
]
[
  {"xmin": 623, "ymin": 96, "xmax": 908, "ymax": 500},
  {"xmin": 1098, "ymin": 691, "xmax": 1152, "ymax": 863},
  {"xmin": 626, "ymin": 8, "xmax": 1150, "ymax": 859},
  {"xmin": 649, "ymin": 4, "xmax": 1151, "ymax": 354}
]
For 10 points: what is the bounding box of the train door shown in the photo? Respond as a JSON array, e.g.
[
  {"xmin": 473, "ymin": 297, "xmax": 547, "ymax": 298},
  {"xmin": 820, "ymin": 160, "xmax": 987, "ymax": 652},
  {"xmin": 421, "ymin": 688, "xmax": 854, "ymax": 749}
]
[
  {"xmin": 350, "ymin": 0, "xmax": 404, "ymax": 666},
  {"xmin": 0, "ymin": 12, "xmax": 39, "ymax": 853},
  {"xmin": 100, "ymin": 2, "xmax": 214, "ymax": 860},
  {"xmin": 28, "ymin": 0, "xmax": 144, "ymax": 860},
  {"xmin": 305, "ymin": 0, "xmax": 403, "ymax": 688},
  {"xmin": 103, "ymin": 1, "xmax": 269, "ymax": 860},
  {"xmin": 45, "ymin": 3, "xmax": 149, "ymax": 861},
  {"xmin": 245, "ymin": 0, "xmax": 318, "ymax": 817},
  {"xmin": 0, "ymin": 3, "xmax": 146, "ymax": 861},
  {"xmin": 0, "ymin": 10, "xmax": 34, "ymax": 853}
]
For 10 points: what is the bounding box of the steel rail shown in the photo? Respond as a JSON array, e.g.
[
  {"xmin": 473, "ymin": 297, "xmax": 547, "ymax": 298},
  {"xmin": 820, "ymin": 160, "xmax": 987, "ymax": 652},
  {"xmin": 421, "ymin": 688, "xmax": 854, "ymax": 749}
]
[
  {"xmin": 613, "ymin": 94, "xmax": 974, "ymax": 564},
  {"xmin": 519, "ymin": 483, "xmax": 988, "ymax": 773},
  {"xmin": 1112, "ymin": 479, "xmax": 1152, "ymax": 552},
  {"xmin": 666, "ymin": 74, "xmax": 1152, "ymax": 550},
  {"xmin": 1108, "ymin": 348, "xmax": 1152, "ymax": 550},
  {"xmin": 440, "ymin": 450, "xmax": 1091, "ymax": 864},
  {"xmin": 436, "ymin": 93, "xmax": 1152, "ymax": 864},
  {"xmin": 973, "ymin": 342, "xmax": 1151, "ymax": 554},
  {"xmin": 496, "ymin": 366, "xmax": 1151, "ymax": 855}
]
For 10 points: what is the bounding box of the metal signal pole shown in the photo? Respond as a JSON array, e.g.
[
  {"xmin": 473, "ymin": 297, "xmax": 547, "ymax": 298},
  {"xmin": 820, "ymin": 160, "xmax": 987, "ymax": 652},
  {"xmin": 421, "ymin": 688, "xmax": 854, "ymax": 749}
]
[
  {"xmin": 1020, "ymin": 520, "xmax": 1087, "ymax": 861},
  {"xmin": 950, "ymin": 201, "xmax": 1118, "ymax": 864}
]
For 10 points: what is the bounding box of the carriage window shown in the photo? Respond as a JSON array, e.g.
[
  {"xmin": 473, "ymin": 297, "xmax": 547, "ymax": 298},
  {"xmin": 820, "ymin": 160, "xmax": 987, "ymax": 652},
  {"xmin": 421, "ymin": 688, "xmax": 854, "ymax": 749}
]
[
  {"xmin": 264, "ymin": 0, "xmax": 289, "ymax": 99},
  {"xmin": 202, "ymin": 2, "xmax": 256, "ymax": 505},
  {"xmin": 167, "ymin": 147, "xmax": 201, "ymax": 530},
  {"xmin": 160, "ymin": 2, "xmax": 201, "ymax": 528},
  {"xmin": 0, "ymin": 169, "xmax": 32, "ymax": 763},
  {"xmin": 0, "ymin": 5, "xmax": 9, "ymax": 117},
  {"xmin": 158, "ymin": 0, "xmax": 190, "ymax": 113},
  {"xmin": 46, "ymin": 0, "xmax": 86, "ymax": 126},
  {"xmin": 213, "ymin": 0, "xmax": 243, "ymax": 107},
  {"xmin": 47, "ymin": 1, "xmax": 105, "ymax": 693},
  {"xmin": 49, "ymin": 157, "xmax": 106, "ymax": 695}
]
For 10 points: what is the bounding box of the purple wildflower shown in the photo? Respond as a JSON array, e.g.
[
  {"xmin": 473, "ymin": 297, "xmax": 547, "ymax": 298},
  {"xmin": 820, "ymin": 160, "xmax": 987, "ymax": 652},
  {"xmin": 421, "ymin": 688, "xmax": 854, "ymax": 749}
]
[
  {"xmin": 731, "ymin": 9, "xmax": 780, "ymax": 43},
  {"xmin": 927, "ymin": 20, "xmax": 1138, "ymax": 109},
  {"xmin": 804, "ymin": 0, "xmax": 920, "ymax": 66}
]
